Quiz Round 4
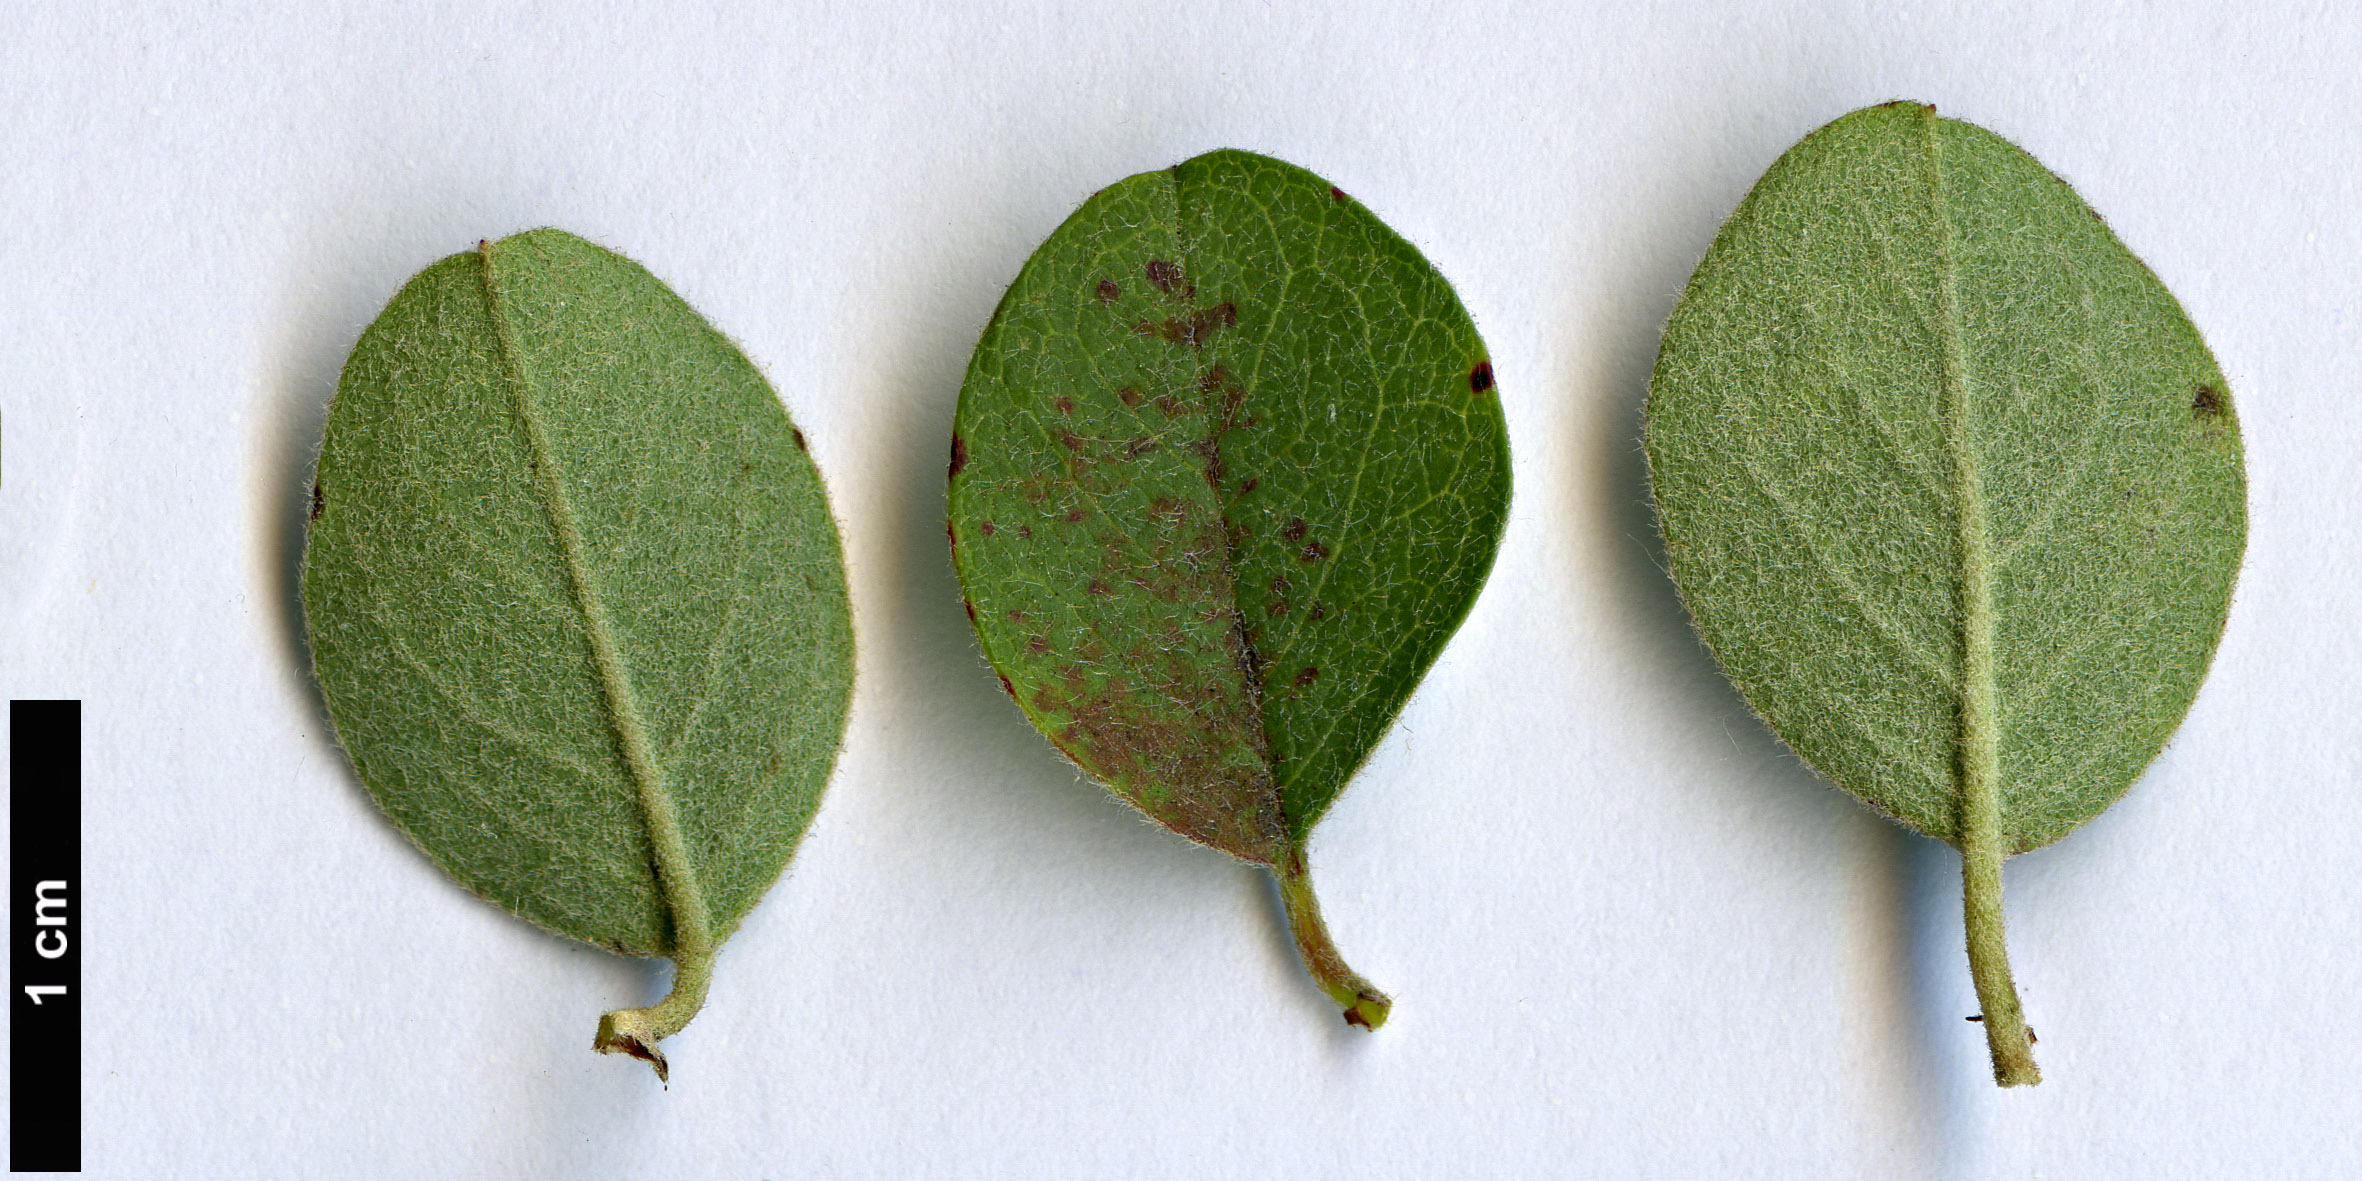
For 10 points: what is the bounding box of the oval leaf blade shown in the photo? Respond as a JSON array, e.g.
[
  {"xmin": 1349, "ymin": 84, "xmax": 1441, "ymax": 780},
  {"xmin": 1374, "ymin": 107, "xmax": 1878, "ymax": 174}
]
[
  {"xmin": 948, "ymin": 150, "xmax": 1510, "ymax": 1027},
  {"xmin": 1647, "ymin": 103, "xmax": 2245, "ymax": 1084},
  {"xmin": 303, "ymin": 229, "xmax": 855, "ymax": 1077}
]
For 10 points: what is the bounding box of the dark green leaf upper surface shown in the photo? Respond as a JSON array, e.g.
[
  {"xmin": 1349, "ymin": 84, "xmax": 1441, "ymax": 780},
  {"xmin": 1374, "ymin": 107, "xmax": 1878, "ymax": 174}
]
[
  {"xmin": 1648, "ymin": 104, "xmax": 2245, "ymax": 852},
  {"xmin": 304, "ymin": 229, "xmax": 854, "ymax": 956},
  {"xmin": 949, "ymin": 150, "xmax": 1509, "ymax": 862}
]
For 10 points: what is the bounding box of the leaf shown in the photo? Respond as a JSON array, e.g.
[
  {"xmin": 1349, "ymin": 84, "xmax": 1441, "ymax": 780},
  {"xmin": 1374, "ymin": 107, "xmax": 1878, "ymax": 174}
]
[
  {"xmin": 947, "ymin": 150, "xmax": 1510, "ymax": 1028},
  {"xmin": 302, "ymin": 229, "xmax": 855, "ymax": 1079},
  {"xmin": 1647, "ymin": 103, "xmax": 2246, "ymax": 1085}
]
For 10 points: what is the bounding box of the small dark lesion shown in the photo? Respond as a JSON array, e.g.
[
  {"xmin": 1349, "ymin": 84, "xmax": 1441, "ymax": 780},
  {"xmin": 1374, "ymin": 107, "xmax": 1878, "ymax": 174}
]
[
  {"xmin": 2190, "ymin": 382, "xmax": 2225, "ymax": 418},
  {"xmin": 1469, "ymin": 360, "xmax": 1495, "ymax": 394},
  {"xmin": 1095, "ymin": 279, "xmax": 1120, "ymax": 304},
  {"xmin": 1131, "ymin": 302, "xmax": 1237, "ymax": 348},
  {"xmin": 308, "ymin": 480, "xmax": 325, "ymax": 522}
]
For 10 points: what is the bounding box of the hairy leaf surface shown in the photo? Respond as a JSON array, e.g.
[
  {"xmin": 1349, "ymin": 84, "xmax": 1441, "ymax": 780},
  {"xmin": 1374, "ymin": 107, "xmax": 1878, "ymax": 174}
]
[
  {"xmin": 1647, "ymin": 103, "xmax": 2245, "ymax": 1083},
  {"xmin": 303, "ymin": 229, "xmax": 854, "ymax": 1075},
  {"xmin": 948, "ymin": 150, "xmax": 1509, "ymax": 1026}
]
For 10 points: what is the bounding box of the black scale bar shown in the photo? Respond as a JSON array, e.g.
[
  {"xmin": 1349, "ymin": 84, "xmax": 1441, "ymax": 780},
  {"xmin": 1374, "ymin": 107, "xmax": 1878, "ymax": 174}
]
[{"xmin": 10, "ymin": 700, "xmax": 80, "ymax": 1174}]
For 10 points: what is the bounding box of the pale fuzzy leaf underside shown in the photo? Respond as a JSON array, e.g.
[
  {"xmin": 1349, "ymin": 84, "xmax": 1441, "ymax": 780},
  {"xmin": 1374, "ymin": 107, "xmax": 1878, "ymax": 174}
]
[
  {"xmin": 304, "ymin": 229, "xmax": 854, "ymax": 957},
  {"xmin": 949, "ymin": 150, "xmax": 1509, "ymax": 861},
  {"xmin": 1648, "ymin": 103, "xmax": 2245, "ymax": 852}
]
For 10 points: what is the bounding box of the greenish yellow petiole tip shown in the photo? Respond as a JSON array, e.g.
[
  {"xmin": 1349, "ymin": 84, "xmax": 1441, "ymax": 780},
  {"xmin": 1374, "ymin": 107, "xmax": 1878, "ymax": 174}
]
[
  {"xmin": 592, "ymin": 947, "xmax": 714, "ymax": 1082},
  {"xmin": 1274, "ymin": 846, "xmax": 1391, "ymax": 1032}
]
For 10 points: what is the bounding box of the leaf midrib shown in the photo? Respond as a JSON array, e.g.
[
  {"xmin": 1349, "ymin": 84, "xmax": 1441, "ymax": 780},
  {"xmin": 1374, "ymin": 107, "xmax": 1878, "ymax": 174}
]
[
  {"xmin": 1172, "ymin": 161, "xmax": 1398, "ymax": 838},
  {"xmin": 475, "ymin": 242, "xmax": 714, "ymax": 956},
  {"xmin": 1164, "ymin": 166, "xmax": 1282, "ymax": 787},
  {"xmin": 1920, "ymin": 113, "xmax": 2003, "ymax": 851}
]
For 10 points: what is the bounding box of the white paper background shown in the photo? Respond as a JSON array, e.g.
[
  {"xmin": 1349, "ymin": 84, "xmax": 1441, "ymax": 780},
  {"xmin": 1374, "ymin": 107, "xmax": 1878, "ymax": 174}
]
[{"xmin": 4, "ymin": 2, "xmax": 2357, "ymax": 1177}]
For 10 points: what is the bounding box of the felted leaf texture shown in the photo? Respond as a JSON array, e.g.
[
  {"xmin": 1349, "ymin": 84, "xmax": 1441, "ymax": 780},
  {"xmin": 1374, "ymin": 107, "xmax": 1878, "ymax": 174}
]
[
  {"xmin": 302, "ymin": 229, "xmax": 854, "ymax": 1079},
  {"xmin": 948, "ymin": 149, "xmax": 1510, "ymax": 1028},
  {"xmin": 1647, "ymin": 103, "xmax": 2245, "ymax": 1085}
]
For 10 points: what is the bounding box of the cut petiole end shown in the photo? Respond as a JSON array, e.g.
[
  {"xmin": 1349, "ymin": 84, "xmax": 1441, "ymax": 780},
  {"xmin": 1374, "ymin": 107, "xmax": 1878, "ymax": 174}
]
[
  {"xmin": 1273, "ymin": 843, "xmax": 1392, "ymax": 1032},
  {"xmin": 595, "ymin": 1008, "xmax": 672, "ymax": 1082},
  {"xmin": 592, "ymin": 947, "xmax": 715, "ymax": 1082},
  {"xmin": 1989, "ymin": 1034, "xmax": 2041, "ymax": 1088},
  {"xmin": 1335, "ymin": 986, "xmax": 1393, "ymax": 1031}
]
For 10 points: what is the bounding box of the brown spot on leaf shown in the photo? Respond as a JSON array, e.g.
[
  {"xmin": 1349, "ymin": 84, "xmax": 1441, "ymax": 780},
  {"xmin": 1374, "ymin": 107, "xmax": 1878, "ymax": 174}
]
[
  {"xmin": 1155, "ymin": 394, "xmax": 1187, "ymax": 417},
  {"xmin": 945, "ymin": 519, "xmax": 957, "ymax": 549},
  {"xmin": 1059, "ymin": 429, "xmax": 1085, "ymax": 452},
  {"xmin": 1307, "ymin": 601, "xmax": 1327, "ymax": 621},
  {"xmin": 962, "ymin": 599, "xmax": 977, "ymax": 625},
  {"xmin": 1055, "ymin": 396, "xmax": 1075, "ymax": 417},
  {"xmin": 1270, "ymin": 575, "xmax": 1291, "ymax": 596},
  {"xmin": 1470, "ymin": 360, "xmax": 1495, "ymax": 393},
  {"xmin": 1087, "ymin": 579, "xmax": 1112, "ymax": 596},
  {"xmin": 1064, "ymin": 508, "xmax": 1086, "ymax": 523},
  {"xmin": 1300, "ymin": 540, "xmax": 1331, "ymax": 562},
  {"xmin": 1199, "ymin": 365, "xmax": 1235, "ymax": 393},
  {"xmin": 1282, "ymin": 518, "xmax": 1308, "ymax": 542},
  {"xmin": 2191, "ymin": 382, "xmax": 2224, "ymax": 417},
  {"xmin": 1028, "ymin": 635, "xmax": 1049, "ymax": 654},
  {"xmin": 1187, "ymin": 438, "xmax": 1226, "ymax": 486},
  {"xmin": 996, "ymin": 673, "xmax": 1017, "ymax": 700},
  {"xmin": 1267, "ymin": 600, "xmax": 1288, "ymax": 618},
  {"xmin": 1006, "ymin": 609, "xmax": 1025, "ymax": 622},
  {"xmin": 1187, "ymin": 302, "xmax": 1237, "ymax": 344},
  {"xmin": 1238, "ymin": 477, "xmax": 1258, "ymax": 495},
  {"xmin": 1329, "ymin": 185, "xmax": 1348, "ymax": 202},
  {"xmin": 979, "ymin": 521, "xmax": 996, "ymax": 536},
  {"xmin": 1293, "ymin": 666, "xmax": 1320, "ymax": 688},
  {"xmin": 1118, "ymin": 385, "xmax": 1144, "ymax": 407},
  {"xmin": 1145, "ymin": 259, "xmax": 1184, "ymax": 293},
  {"xmin": 1095, "ymin": 278, "xmax": 1120, "ymax": 303},
  {"xmin": 791, "ymin": 428, "xmax": 807, "ymax": 451},
  {"xmin": 1132, "ymin": 302, "xmax": 1237, "ymax": 348},
  {"xmin": 948, "ymin": 433, "xmax": 967, "ymax": 478},
  {"xmin": 1122, "ymin": 437, "xmax": 1157, "ymax": 459},
  {"xmin": 1017, "ymin": 525, "xmax": 1033, "ymax": 539},
  {"xmin": 309, "ymin": 481, "xmax": 324, "ymax": 522}
]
